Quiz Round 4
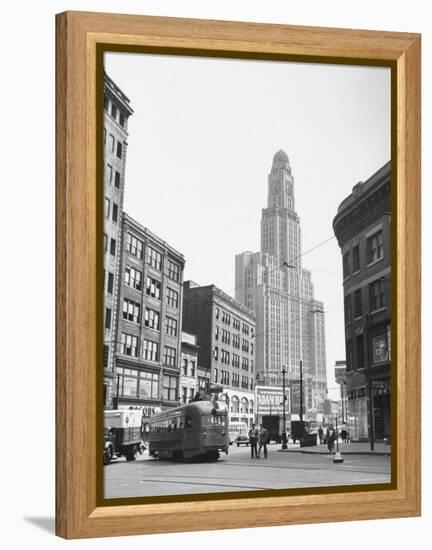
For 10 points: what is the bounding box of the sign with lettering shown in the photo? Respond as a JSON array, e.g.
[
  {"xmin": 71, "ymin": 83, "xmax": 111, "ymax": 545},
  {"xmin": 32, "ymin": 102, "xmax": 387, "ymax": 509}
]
[{"xmin": 255, "ymin": 386, "xmax": 289, "ymax": 415}]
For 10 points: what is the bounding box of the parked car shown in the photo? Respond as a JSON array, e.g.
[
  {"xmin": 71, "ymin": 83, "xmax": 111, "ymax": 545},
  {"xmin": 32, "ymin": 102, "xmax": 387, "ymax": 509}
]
[{"xmin": 235, "ymin": 433, "xmax": 250, "ymax": 447}]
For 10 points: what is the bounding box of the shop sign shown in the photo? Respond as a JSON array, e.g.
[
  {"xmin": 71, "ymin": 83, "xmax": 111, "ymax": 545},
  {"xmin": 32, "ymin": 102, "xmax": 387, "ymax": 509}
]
[
  {"xmin": 372, "ymin": 334, "xmax": 389, "ymax": 364},
  {"xmin": 255, "ymin": 386, "xmax": 289, "ymax": 415}
]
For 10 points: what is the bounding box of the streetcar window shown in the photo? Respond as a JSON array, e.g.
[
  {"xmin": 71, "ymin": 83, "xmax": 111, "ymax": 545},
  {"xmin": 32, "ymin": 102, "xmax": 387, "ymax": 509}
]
[{"xmin": 185, "ymin": 416, "xmax": 192, "ymax": 428}]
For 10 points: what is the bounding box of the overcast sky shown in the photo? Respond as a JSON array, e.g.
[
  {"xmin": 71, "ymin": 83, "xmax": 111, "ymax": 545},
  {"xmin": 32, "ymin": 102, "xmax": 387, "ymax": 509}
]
[{"xmin": 104, "ymin": 52, "xmax": 391, "ymax": 395}]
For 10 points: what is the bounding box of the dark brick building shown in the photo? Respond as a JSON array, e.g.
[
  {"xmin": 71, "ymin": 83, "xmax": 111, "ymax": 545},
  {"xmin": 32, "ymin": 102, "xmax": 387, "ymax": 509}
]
[
  {"xmin": 333, "ymin": 162, "xmax": 391, "ymax": 441},
  {"xmin": 182, "ymin": 282, "xmax": 256, "ymax": 426}
]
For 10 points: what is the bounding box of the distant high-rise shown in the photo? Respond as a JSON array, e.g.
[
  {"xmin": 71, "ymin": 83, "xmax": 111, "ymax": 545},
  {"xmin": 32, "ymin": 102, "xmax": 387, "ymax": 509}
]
[{"xmin": 235, "ymin": 150, "xmax": 327, "ymax": 415}]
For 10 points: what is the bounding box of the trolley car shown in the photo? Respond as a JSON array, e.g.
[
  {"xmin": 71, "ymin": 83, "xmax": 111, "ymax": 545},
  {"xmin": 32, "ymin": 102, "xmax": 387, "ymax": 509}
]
[{"xmin": 147, "ymin": 400, "xmax": 229, "ymax": 461}]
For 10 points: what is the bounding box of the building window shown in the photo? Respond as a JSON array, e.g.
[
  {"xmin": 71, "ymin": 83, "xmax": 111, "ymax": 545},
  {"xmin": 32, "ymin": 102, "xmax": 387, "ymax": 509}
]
[
  {"xmin": 369, "ymin": 279, "xmax": 386, "ymax": 311},
  {"xmin": 104, "ymin": 96, "xmax": 109, "ymax": 111},
  {"xmin": 145, "ymin": 308, "xmax": 160, "ymax": 330},
  {"xmin": 109, "ymin": 134, "xmax": 115, "ymax": 153},
  {"xmin": 114, "ymin": 170, "xmax": 121, "ymax": 189},
  {"xmin": 344, "ymin": 294, "xmax": 352, "ymax": 324},
  {"xmin": 190, "ymin": 360, "xmax": 195, "ymax": 377},
  {"xmin": 166, "ymin": 287, "xmax": 178, "ymax": 308},
  {"xmin": 165, "ymin": 316, "xmax": 178, "ymax": 337},
  {"xmin": 112, "ymin": 203, "xmax": 118, "ymax": 223},
  {"xmin": 111, "ymin": 104, "xmax": 117, "ymax": 120},
  {"xmin": 123, "ymin": 298, "xmax": 141, "ymax": 323},
  {"xmin": 166, "ymin": 259, "xmax": 180, "ymax": 281},
  {"xmin": 164, "ymin": 346, "xmax": 177, "ymax": 366},
  {"xmin": 125, "ymin": 266, "xmax": 142, "ymax": 291},
  {"xmin": 107, "ymin": 272, "xmax": 114, "ymax": 294},
  {"xmin": 221, "ymin": 370, "xmax": 229, "ymax": 385},
  {"xmin": 103, "ymin": 344, "xmax": 109, "ymax": 367},
  {"xmin": 139, "ymin": 371, "xmax": 159, "ymax": 399},
  {"xmin": 126, "ymin": 233, "xmax": 143, "ymax": 259},
  {"xmin": 353, "ymin": 245, "xmax": 360, "ymax": 273},
  {"xmin": 119, "ymin": 112, "xmax": 125, "ymax": 127},
  {"xmin": 116, "ymin": 141, "xmax": 123, "ymax": 159},
  {"xmin": 215, "ymin": 307, "xmax": 220, "ymax": 320},
  {"xmin": 356, "ymin": 334, "xmax": 364, "ymax": 369},
  {"xmin": 120, "ymin": 333, "xmax": 138, "ymax": 357},
  {"xmin": 103, "ymin": 233, "xmax": 108, "ymax": 252},
  {"xmin": 214, "ymin": 347, "xmax": 219, "ymax": 361},
  {"xmin": 142, "ymin": 339, "xmax": 158, "ymax": 362},
  {"xmin": 354, "ymin": 289, "xmax": 362, "ymax": 318},
  {"xmin": 147, "ymin": 246, "xmax": 162, "ymax": 270},
  {"xmin": 104, "ymin": 197, "xmax": 110, "ymax": 218},
  {"xmin": 233, "ymin": 318, "xmax": 240, "ymax": 331},
  {"xmin": 110, "ymin": 238, "xmax": 116, "ymax": 256},
  {"xmin": 105, "ymin": 308, "xmax": 111, "ymax": 330},
  {"xmin": 232, "ymin": 396, "xmax": 240, "ymax": 412},
  {"xmin": 215, "ymin": 326, "xmax": 219, "ymax": 340},
  {"xmin": 146, "ymin": 276, "xmax": 161, "ymax": 300},
  {"xmin": 106, "ymin": 163, "xmax": 113, "ymax": 184},
  {"xmin": 213, "ymin": 368, "xmax": 218, "ymax": 383},
  {"xmin": 182, "ymin": 358, "xmax": 188, "ymax": 375},
  {"xmin": 346, "ymin": 339, "xmax": 353, "ymax": 371},
  {"xmin": 343, "ymin": 251, "xmax": 350, "ymax": 278},
  {"xmin": 367, "ymin": 230, "xmax": 383, "ymax": 264},
  {"xmin": 119, "ymin": 368, "xmax": 138, "ymax": 398},
  {"xmin": 163, "ymin": 374, "xmax": 178, "ymax": 401}
]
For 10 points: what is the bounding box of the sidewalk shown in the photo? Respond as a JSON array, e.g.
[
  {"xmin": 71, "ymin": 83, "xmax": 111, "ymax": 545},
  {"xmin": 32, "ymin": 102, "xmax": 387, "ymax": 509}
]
[{"xmin": 277, "ymin": 441, "xmax": 391, "ymax": 456}]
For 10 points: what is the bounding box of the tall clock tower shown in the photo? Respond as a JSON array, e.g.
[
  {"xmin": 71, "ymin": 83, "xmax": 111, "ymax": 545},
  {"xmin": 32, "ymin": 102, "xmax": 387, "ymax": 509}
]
[{"xmin": 261, "ymin": 149, "xmax": 302, "ymax": 273}]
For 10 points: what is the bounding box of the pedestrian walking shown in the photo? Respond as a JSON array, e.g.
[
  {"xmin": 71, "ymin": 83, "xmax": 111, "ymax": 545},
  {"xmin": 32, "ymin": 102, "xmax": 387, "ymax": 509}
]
[
  {"xmin": 340, "ymin": 426, "xmax": 347, "ymax": 444},
  {"xmin": 327, "ymin": 426, "xmax": 336, "ymax": 456},
  {"xmin": 248, "ymin": 423, "xmax": 259, "ymax": 458},
  {"xmin": 257, "ymin": 424, "xmax": 269, "ymax": 459},
  {"xmin": 318, "ymin": 425, "xmax": 324, "ymax": 445}
]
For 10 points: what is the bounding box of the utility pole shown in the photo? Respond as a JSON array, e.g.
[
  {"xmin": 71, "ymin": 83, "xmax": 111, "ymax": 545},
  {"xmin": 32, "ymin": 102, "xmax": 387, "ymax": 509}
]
[
  {"xmin": 281, "ymin": 366, "xmax": 288, "ymax": 449},
  {"xmin": 365, "ymin": 313, "xmax": 375, "ymax": 451}
]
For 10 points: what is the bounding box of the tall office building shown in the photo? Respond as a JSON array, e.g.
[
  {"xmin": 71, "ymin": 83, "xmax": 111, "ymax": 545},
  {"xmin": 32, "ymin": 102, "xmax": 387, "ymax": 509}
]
[
  {"xmin": 103, "ymin": 73, "xmax": 134, "ymax": 408},
  {"xmin": 235, "ymin": 150, "xmax": 327, "ymax": 415}
]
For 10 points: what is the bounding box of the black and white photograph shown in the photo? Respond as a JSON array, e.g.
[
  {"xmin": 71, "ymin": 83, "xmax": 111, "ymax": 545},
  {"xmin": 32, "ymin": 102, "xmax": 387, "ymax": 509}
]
[{"xmin": 102, "ymin": 52, "xmax": 392, "ymax": 500}]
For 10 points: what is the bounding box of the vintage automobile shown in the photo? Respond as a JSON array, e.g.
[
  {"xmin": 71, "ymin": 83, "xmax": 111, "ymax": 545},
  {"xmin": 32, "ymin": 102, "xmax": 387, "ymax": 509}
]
[
  {"xmin": 103, "ymin": 409, "xmax": 143, "ymax": 465},
  {"xmin": 235, "ymin": 432, "xmax": 250, "ymax": 447}
]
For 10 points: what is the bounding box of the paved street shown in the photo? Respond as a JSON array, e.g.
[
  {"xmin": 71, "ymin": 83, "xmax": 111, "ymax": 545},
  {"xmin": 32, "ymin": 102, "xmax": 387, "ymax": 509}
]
[{"xmin": 104, "ymin": 442, "xmax": 391, "ymax": 499}]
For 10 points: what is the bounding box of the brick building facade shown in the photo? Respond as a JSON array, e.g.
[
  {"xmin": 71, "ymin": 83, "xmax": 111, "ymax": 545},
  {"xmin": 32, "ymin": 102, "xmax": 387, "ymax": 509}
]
[{"xmin": 333, "ymin": 162, "xmax": 391, "ymax": 441}]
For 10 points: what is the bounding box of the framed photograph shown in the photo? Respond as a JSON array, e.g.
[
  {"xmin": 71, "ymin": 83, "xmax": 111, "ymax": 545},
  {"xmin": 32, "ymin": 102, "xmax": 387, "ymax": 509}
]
[{"xmin": 56, "ymin": 11, "xmax": 421, "ymax": 539}]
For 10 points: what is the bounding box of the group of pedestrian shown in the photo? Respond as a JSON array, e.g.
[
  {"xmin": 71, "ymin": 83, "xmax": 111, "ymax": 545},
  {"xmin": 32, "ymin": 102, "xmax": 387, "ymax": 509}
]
[{"xmin": 248, "ymin": 423, "xmax": 269, "ymax": 459}]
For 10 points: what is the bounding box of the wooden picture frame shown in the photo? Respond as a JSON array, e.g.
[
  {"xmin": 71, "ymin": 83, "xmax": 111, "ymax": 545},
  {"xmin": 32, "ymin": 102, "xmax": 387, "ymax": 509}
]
[{"xmin": 56, "ymin": 11, "xmax": 421, "ymax": 539}]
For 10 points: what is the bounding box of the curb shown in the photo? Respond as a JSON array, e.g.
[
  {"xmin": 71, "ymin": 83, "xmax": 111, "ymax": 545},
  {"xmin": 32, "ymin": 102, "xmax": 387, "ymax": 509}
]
[{"xmin": 277, "ymin": 449, "xmax": 391, "ymax": 457}]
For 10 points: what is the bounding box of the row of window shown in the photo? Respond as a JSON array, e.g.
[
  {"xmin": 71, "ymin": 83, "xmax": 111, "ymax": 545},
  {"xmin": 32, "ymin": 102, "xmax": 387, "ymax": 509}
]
[
  {"xmin": 214, "ymin": 369, "xmax": 253, "ymax": 390},
  {"xmin": 122, "ymin": 299, "xmax": 179, "ymax": 335},
  {"xmin": 343, "ymin": 229, "xmax": 384, "ymax": 279},
  {"xmin": 181, "ymin": 358, "xmax": 196, "ymax": 378},
  {"xmin": 104, "ymin": 129, "xmax": 123, "ymax": 159},
  {"xmin": 117, "ymin": 366, "xmax": 178, "ymax": 401},
  {"xmin": 105, "ymin": 163, "xmax": 122, "ymax": 189},
  {"xmin": 215, "ymin": 307, "xmax": 253, "ymax": 336},
  {"xmin": 104, "ymin": 234, "xmax": 116, "ymax": 257},
  {"xmin": 214, "ymin": 347, "xmax": 253, "ymax": 371},
  {"xmin": 119, "ymin": 332, "xmax": 178, "ymax": 366},
  {"xmin": 344, "ymin": 278, "xmax": 386, "ymax": 324},
  {"xmin": 346, "ymin": 331, "xmax": 390, "ymax": 372},
  {"xmin": 104, "ymin": 97, "xmax": 127, "ymax": 128},
  {"xmin": 126, "ymin": 233, "xmax": 181, "ymax": 282},
  {"xmin": 105, "ymin": 197, "xmax": 119, "ymax": 223},
  {"xmin": 215, "ymin": 328, "xmax": 254, "ymax": 353}
]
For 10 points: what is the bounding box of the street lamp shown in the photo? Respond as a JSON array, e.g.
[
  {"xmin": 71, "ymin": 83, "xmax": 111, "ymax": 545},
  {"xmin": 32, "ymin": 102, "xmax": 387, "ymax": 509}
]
[{"xmin": 281, "ymin": 366, "xmax": 288, "ymax": 450}]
